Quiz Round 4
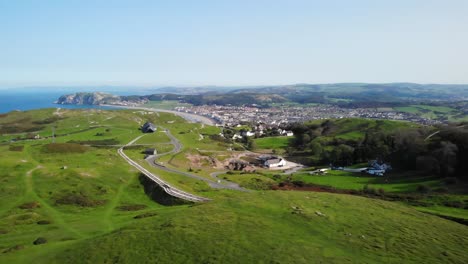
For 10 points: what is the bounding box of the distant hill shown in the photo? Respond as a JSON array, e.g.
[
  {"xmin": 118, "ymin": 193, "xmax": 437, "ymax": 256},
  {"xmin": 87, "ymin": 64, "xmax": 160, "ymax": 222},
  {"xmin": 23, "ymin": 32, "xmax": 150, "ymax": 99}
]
[{"xmin": 56, "ymin": 83, "xmax": 468, "ymax": 107}]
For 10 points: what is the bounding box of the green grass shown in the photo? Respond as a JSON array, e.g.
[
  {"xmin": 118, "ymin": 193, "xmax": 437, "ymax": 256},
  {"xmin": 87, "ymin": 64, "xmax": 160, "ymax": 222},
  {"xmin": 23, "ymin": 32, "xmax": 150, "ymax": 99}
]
[
  {"xmin": 292, "ymin": 170, "xmax": 443, "ymax": 193},
  {"xmin": 3, "ymin": 191, "xmax": 468, "ymax": 263},
  {"xmin": 221, "ymin": 172, "xmax": 276, "ymax": 190},
  {"xmin": 254, "ymin": 136, "xmax": 292, "ymax": 149},
  {"xmin": 289, "ymin": 170, "xmax": 468, "ymax": 221}
]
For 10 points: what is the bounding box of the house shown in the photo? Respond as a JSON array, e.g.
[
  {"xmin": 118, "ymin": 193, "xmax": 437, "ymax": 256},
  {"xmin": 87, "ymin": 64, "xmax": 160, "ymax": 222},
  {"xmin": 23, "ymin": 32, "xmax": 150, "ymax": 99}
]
[
  {"xmin": 141, "ymin": 122, "xmax": 157, "ymax": 133},
  {"xmin": 366, "ymin": 160, "xmax": 392, "ymax": 176},
  {"xmin": 241, "ymin": 131, "xmax": 255, "ymax": 137},
  {"xmin": 264, "ymin": 158, "xmax": 286, "ymax": 168},
  {"xmin": 285, "ymin": 131, "xmax": 294, "ymax": 137},
  {"xmin": 366, "ymin": 169, "xmax": 385, "ymax": 176},
  {"xmin": 232, "ymin": 134, "xmax": 243, "ymax": 140},
  {"xmin": 368, "ymin": 160, "xmax": 392, "ymax": 171}
]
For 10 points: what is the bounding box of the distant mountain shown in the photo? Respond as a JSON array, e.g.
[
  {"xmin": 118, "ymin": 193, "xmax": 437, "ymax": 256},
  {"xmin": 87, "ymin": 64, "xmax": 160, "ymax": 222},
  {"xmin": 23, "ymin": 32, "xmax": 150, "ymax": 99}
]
[{"xmin": 56, "ymin": 83, "xmax": 468, "ymax": 108}]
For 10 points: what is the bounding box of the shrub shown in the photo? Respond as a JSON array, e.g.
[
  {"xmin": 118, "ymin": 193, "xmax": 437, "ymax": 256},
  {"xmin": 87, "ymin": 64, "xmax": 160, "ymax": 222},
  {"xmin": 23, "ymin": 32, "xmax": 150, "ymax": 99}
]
[
  {"xmin": 116, "ymin": 204, "xmax": 147, "ymax": 211},
  {"xmin": 443, "ymin": 201, "xmax": 465, "ymax": 208},
  {"xmin": 292, "ymin": 180, "xmax": 305, "ymax": 187},
  {"xmin": 33, "ymin": 237, "xmax": 47, "ymax": 245},
  {"xmin": 416, "ymin": 184, "xmax": 430, "ymax": 194},
  {"xmin": 434, "ymin": 187, "xmax": 449, "ymax": 193},
  {"xmin": 55, "ymin": 193, "xmax": 105, "ymax": 207},
  {"xmin": 18, "ymin": 201, "xmax": 40, "ymax": 209},
  {"xmin": 43, "ymin": 143, "xmax": 89, "ymax": 153},
  {"xmin": 134, "ymin": 212, "xmax": 158, "ymax": 219},
  {"xmin": 443, "ymin": 177, "xmax": 459, "ymax": 185},
  {"xmin": 2, "ymin": 245, "xmax": 24, "ymax": 253},
  {"xmin": 9, "ymin": 145, "xmax": 24, "ymax": 151}
]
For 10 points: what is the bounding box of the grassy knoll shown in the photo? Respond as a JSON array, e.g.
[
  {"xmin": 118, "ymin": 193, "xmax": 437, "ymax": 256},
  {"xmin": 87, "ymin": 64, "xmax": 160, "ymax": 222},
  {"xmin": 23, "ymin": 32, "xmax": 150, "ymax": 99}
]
[{"xmin": 1, "ymin": 109, "xmax": 468, "ymax": 263}]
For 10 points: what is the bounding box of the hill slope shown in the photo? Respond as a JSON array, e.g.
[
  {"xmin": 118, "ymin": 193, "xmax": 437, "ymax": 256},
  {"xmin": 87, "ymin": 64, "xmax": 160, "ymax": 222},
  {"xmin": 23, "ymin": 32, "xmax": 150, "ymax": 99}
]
[{"xmin": 0, "ymin": 109, "xmax": 467, "ymax": 263}]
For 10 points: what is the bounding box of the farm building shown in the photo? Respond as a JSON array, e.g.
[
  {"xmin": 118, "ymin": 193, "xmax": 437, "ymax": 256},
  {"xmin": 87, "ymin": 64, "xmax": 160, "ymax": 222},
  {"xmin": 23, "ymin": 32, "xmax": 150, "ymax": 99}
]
[
  {"xmin": 141, "ymin": 122, "xmax": 157, "ymax": 133},
  {"xmin": 264, "ymin": 158, "xmax": 286, "ymax": 168}
]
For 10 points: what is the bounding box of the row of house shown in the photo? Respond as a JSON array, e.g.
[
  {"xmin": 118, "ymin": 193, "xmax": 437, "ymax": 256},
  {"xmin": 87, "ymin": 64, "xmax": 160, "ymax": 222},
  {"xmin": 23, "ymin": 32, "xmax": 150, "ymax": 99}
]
[{"xmin": 227, "ymin": 128, "xmax": 294, "ymax": 140}]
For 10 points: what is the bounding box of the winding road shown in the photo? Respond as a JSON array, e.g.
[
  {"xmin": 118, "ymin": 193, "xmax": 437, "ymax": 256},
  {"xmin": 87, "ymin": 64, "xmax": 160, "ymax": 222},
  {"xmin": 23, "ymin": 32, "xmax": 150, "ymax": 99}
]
[
  {"xmin": 118, "ymin": 135, "xmax": 210, "ymax": 203},
  {"xmin": 145, "ymin": 127, "xmax": 247, "ymax": 191},
  {"xmin": 118, "ymin": 126, "xmax": 247, "ymax": 203}
]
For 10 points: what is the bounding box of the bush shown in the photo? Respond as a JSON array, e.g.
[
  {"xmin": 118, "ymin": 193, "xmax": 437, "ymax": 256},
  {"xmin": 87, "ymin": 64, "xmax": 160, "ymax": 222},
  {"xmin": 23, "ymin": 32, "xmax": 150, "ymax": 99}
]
[
  {"xmin": 33, "ymin": 237, "xmax": 47, "ymax": 245},
  {"xmin": 363, "ymin": 184, "xmax": 377, "ymax": 195},
  {"xmin": 9, "ymin": 145, "xmax": 24, "ymax": 151},
  {"xmin": 434, "ymin": 187, "xmax": 449, "ymax": 193},
  {"xmin": 134, "ymin": 212, "xmax": 158, "ymax": 219},
  {"xmin": 37, "ymin": 220, "xmax": 51, "ymax": 225},
  {"xmin": 55, "ymin": 193, "xmax": 105, "ymax": 207},
  {"xmin": 416, "ymin": 184, "xmax": 430, "ymax": 194},
  {"xmin": 2, "ymin": 245, "xmax": 24, "ymax": 253},
  {"xmin": 443, "ymin": 201, "xmax": 465, "ymax": 208},
  {"xmin": 116, "ymin": 204, "xmax": 147, "ymax": 211},
  {"xmin": 377, "ymin": 188, "xmax": 386, "ymax": 195},
  {"xmin": 292, "ymin": 180, "xmax": 305, "ymax": 187},
  {"xmin": 43, "ymin": 143, "xmax": 89, "ymax": 153},
  {"xmin": 443, "ymin": 177, "xmax": 459, "ymax": 185},
  {"xmin": 18, "ymin": 201, "xmax": 40, "ymax": 209}
]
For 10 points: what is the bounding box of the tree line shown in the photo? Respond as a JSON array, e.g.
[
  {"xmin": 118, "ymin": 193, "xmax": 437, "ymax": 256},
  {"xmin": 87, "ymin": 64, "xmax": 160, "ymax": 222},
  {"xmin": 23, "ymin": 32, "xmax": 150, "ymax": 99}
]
[{"xmin": 288, "ymin": 120, "xmax": 467, "ymax": 180}]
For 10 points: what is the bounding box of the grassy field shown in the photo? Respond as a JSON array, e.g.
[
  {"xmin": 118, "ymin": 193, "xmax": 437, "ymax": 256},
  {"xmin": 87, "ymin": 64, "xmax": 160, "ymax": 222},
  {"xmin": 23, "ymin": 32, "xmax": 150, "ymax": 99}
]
[
  {"xmin": 2, "ymin": 191, "xmax": 468, "ymax": 264},
  {"xmin": 288, "ymin": 170, "xmax": 468, "ymax": 221},
  {"xmin": 394, "ymin": 104, "xmax": 466, "ymax": 121},
  {"xmin": 0, "ymin": 109, "xmax": 467, "ymax": 263},
  {"xmin": 254, "ymin": 136, "xmax": 292, "ymax": 150},
  {"xmin": 291, "ymin": 170, "xmax": 442, "ymax": 193},
  {"xmin": 220, "ymin": 172, "xmax": 277, "ymax": 190}
]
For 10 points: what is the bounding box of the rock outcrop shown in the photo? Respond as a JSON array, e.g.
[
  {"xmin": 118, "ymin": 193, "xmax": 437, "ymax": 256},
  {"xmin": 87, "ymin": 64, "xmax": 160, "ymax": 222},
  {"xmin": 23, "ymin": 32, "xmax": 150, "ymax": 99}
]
[{"xmin": 56, "ymin": 92, "xmax": 121, "ymax": 105}]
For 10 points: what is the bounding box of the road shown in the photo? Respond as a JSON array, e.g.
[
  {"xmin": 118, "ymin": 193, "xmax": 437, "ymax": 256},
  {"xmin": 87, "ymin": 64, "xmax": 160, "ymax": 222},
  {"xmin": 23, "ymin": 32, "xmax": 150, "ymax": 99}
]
[
  {"xmin": 145, "ymin": 127, "xmax": 247, "ymax": 191},
  {"xmin": 117, "ymin": 135, "xmax": 210, "ymax": 203}
]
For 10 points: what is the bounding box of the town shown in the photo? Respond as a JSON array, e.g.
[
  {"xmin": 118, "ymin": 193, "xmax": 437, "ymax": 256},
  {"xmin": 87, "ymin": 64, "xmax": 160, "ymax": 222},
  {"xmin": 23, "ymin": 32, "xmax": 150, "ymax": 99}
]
[{"xmin": 174, "ymin": 104, "xmax": 442, "ymax": 127}]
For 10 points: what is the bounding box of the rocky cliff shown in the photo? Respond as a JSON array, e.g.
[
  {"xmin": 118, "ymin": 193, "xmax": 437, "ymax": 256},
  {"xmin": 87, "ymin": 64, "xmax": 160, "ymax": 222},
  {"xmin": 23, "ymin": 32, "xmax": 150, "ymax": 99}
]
[{"xmin": 56, "ymin": 92, "xmax": 121, "ymax": 105}]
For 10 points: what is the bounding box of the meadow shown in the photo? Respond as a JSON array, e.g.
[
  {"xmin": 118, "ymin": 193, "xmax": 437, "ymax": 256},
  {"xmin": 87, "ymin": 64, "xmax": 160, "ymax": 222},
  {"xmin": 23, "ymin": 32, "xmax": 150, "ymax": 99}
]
[{"xmin": 0, "ymin": 109, "xmax": 467, "ymax": 263}]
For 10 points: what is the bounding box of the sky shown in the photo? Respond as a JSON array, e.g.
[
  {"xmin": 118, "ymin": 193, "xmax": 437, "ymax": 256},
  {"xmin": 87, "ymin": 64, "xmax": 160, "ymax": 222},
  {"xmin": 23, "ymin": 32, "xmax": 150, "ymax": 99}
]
[{"xmin": 1, "ymin": 0, "xmax": 468, "ymax": 87}]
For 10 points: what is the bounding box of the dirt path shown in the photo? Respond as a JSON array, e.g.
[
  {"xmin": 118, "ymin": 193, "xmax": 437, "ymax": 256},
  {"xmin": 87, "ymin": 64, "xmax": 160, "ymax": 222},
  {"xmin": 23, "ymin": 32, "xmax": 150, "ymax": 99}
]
[{"xmin": 24, "ymin": 165, "xmax": 85, "ymax": 239}]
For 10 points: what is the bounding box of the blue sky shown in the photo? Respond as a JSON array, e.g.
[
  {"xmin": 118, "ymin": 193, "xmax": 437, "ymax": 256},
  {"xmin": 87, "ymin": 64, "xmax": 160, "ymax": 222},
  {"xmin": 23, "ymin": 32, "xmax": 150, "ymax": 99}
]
[{"xmin": 1, "ymin": 0, "xmax": 467, "ymax": 87}]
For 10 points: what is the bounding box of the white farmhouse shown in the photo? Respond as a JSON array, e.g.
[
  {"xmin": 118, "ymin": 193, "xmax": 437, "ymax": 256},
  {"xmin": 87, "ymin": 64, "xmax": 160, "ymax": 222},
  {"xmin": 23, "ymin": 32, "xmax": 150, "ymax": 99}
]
[{"xmin": 264, "ymin": 158, "xmax": 286, "ymax": 168}]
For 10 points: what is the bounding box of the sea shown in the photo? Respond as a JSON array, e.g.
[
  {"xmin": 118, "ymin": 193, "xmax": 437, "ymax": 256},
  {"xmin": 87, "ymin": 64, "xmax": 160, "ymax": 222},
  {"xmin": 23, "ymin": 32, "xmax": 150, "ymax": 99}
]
[{"xmin": 0, "ymin": 88, "xmax": 148, "ymax": 114}]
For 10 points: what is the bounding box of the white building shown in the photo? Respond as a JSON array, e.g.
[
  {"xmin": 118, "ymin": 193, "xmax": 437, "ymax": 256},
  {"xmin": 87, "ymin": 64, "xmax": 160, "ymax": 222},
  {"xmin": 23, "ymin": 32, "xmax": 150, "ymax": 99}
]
[{"xmin": 264, "ymin": 158, "xmax": 286, "ymax": 168}]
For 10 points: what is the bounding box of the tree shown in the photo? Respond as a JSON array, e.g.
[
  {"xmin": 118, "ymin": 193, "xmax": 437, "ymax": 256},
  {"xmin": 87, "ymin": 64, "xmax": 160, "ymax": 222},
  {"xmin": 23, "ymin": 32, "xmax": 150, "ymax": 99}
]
[
  {"xmin": 307, "ymin": 141, "xmax": 323, "ymax": 156},
  {"xmin": 434, "ymin": 141, "xmax": 458, "ymax": 177}
]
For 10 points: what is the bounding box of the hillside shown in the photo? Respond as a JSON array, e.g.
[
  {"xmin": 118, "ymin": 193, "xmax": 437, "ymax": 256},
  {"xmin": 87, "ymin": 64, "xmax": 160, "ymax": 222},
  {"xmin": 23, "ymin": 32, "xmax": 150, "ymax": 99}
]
[{"xmin": 0, "ymin": 109, "xmax": 467, "ymax": 263}]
